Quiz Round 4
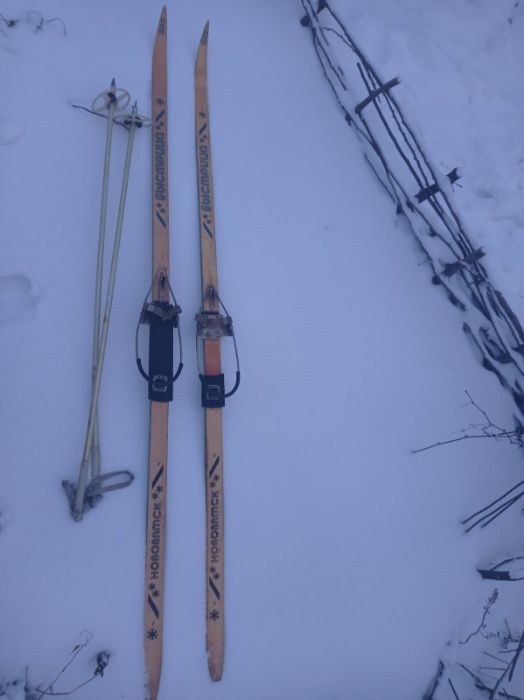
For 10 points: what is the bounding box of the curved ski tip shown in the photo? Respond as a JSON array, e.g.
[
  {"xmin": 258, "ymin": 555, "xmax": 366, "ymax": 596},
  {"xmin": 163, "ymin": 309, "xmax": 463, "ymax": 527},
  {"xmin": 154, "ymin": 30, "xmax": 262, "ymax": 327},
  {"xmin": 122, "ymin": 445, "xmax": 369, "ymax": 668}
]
[
  {"xmin": 200, "ymin": 20, "xmax": 209, "ymax": 46},
  {"xmin": 157, "ymin": 5, "xmax": 167, "ymax": 32}
]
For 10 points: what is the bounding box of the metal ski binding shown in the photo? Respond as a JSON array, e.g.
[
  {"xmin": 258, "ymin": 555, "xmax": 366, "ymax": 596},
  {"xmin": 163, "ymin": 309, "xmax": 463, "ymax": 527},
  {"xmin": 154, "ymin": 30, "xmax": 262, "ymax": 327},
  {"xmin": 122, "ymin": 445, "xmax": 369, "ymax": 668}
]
[
  {"xmin": 136, "ymin": 272, "xmax": 183, "ymax": 402},
  {"xmin": 196, "ymin": 286, "xmax": 240, "ymax": 408}
]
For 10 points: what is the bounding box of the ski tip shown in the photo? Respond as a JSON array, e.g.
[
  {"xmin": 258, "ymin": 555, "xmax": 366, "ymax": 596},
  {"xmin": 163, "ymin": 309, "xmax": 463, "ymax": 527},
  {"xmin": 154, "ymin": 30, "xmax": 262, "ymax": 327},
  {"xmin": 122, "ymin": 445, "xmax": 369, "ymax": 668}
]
[
  {"xmin": 157, "ymin": 5, "xmax": 167, "ymax": 35},
  {"xmin": 200, "ymin": 20, "xmax": 209, "ymax": 47}
]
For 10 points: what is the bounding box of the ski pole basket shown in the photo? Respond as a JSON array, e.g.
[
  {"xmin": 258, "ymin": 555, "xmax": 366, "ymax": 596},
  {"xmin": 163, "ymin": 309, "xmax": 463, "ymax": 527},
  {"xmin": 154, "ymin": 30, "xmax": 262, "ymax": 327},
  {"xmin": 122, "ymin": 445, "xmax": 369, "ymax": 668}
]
[
  {"xmin": 195, "ymin": 292, "xmax": 240, "ymax": 408},
  {"xmin": 91, "ymin": 81, "xmax": 130, "ymax": 116},
  {"xmin": 136, "ymin": 274, "xmax": 183, "ymax": 402}
]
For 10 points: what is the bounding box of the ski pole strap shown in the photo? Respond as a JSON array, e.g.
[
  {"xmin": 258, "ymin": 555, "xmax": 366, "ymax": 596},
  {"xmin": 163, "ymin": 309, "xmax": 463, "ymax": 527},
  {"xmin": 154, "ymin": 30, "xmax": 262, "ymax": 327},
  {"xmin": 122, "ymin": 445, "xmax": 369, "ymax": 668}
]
[
  {"xmin": 136, "ymin": 282, "xmax": 183, "ymax": 402},
  {"xmin": 117, "ymin": 111, "xmax": 152, "ymax": 131},
  {"xmin": 85, "ymin": 470, "xmax": 134, "ymax": 505},
  {"xmin": 195, "ymin": 296, "xmax": 241, "ymax": 408},
  {"xmin": 62, "ymin": 469, "xmax": 134, "ymax": 514}
]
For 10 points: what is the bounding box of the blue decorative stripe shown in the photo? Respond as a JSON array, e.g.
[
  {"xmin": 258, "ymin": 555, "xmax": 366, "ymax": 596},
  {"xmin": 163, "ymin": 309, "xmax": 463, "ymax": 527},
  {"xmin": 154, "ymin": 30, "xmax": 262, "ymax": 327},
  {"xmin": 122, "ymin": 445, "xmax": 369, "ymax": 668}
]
[
  {"xmin": 152, "ymin": 466, "xmax": 164, "ymax": 489},
  {"xmin": 209, "ymin": 456, "xmax": 220, "ymax": 479},
  {"xmin": 148, "ymin": 595, "xmax": 160, "ymax": 619},
  {"xmin": 209, "ymin": 577, "xmax": 221, "ymax": 600}
]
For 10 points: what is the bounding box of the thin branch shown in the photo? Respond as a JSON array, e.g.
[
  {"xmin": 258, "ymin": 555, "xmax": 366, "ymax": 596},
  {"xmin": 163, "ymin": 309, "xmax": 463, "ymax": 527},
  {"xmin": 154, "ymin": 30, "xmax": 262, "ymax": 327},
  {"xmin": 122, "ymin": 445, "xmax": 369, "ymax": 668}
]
[
  {"xmin": 507, "ymin": 630, "xmax": 524, "ymax": 682},
  {"xmin": 414, "ymin": 391, "xmax": 523, "ymax": 455},
  {"xmin": 448, "ymin": 678, "xmax": 462, "ymax": 700},
  {"xmin": 412, "ymin": 431, "xmax": 504, "ymax": 454},
  {"xmin": 460, "ymin": 589, "xmax": 498, "ymax": 645},
  {"xmin": 35, "ymin": 675, "xmax": 98, "ymax": 697},
  {"xmin": 35, "ymin": 634, "xmax": 93, "ymax": 700},
  {"xmin": 72, "ymin": 105, "xmax": 130, "ymax": 130}
]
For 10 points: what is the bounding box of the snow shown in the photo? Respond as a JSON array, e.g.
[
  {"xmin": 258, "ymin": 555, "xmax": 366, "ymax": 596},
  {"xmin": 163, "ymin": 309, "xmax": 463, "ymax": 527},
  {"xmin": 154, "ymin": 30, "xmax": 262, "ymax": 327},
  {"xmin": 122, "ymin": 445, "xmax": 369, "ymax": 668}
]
[{"xmin": 1, "ymin": 1, "xmax": 524, "ymax": 698}]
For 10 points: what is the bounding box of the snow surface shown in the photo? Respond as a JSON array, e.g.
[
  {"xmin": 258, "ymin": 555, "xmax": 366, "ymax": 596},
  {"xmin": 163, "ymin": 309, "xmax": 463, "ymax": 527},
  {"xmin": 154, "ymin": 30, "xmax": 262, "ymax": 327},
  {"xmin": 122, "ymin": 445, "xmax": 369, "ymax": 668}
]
[{"xmin": 1, "ymin": 1, "xmax": 524, "ymax": 698}]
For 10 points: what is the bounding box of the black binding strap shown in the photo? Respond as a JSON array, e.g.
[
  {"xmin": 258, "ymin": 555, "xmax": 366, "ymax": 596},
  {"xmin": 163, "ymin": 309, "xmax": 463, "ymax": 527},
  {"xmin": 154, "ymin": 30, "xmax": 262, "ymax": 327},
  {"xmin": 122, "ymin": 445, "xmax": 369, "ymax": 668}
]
[
  {"xmin": 198, "ymin": 370, "xmax": 241, "ymax": 408},
  {"xmin": 136, "ymin": 280, "xmax": 183, "ymax": 402}
]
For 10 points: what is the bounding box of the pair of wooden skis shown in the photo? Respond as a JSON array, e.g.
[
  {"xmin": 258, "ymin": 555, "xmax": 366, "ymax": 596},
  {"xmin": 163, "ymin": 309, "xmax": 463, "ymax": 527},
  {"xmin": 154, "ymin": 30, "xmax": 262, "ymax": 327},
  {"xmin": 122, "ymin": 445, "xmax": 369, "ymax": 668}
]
[{"xmin": 143, "ymin": 8, "xmax": 239, "ymax": 698}]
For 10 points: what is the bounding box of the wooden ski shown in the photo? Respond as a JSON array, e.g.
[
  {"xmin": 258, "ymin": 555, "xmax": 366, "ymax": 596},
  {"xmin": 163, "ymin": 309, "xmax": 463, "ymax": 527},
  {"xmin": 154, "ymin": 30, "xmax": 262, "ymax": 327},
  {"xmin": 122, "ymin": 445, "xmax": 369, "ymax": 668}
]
[
  {"xmin": 195, "ymin": 22, "xmax": 240, "ymax": 682},
  {"xmin": 142, "ymin": 7, "xmax": 181, "ymax": 700}
]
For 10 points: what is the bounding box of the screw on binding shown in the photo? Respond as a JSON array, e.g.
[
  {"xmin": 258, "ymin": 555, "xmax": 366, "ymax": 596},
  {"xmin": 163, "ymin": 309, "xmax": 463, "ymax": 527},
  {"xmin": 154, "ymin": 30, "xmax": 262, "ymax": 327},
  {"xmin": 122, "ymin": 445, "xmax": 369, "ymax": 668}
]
[{"xmin": 195, "ymin": 291, "xmax": 240, "ymax": 408}]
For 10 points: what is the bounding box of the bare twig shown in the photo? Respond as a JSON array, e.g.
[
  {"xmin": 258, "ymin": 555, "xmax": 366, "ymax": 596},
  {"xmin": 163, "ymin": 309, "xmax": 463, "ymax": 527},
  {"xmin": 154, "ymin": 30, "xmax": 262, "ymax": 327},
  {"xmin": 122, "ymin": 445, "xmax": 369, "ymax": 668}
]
[
  {"xmin": 463, "ymin": 479, "xmax": 524, "ymax": 532},
  {"xmin": 422, "ymin": 659, "xmax": 445, "ymax": 700},
  {"xmin": 448, "ymin": 678, "xmax": 462, "ymax": 700},
  {"xmin": 460, "ymin": 589, "xmax": 498, "ymax": 645},
  {"xmin": 35, "ymin": 634, "xmax": 93, "ymax": 700},
  {"xmin": 72, "ymin": 104, "xmax": 130, "ymax": 130},
  {"xmin": 45, "ymin": 17, "xmax": 67, "ymax": 35},
  {"xmin": 413, "ymin": 391, "xmax": 523, "ymax": 454},
  {"xmin": 26, "ymin": 11, "xmax": 66, "ymax": 35},
  {"xmin": 31, "ymin": 635, "xmax": 108, "ymax": 700},
  {"xmin": 507, "ymin": 631, "xmax": 524, "ymax": 682},
  {"xmin": 455, "ymin": 628, "xmax": 524, "ymax": 699}
]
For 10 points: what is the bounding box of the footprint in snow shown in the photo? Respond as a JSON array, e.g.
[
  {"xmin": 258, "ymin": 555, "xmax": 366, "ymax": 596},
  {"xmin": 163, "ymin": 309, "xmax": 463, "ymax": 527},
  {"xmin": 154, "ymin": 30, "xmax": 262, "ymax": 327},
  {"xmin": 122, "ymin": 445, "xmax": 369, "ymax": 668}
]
[
  {"xmin": 0, "ymin": 274, "xmax": 40, "ymax": 326},
  {"xmin": 0, "ymin": 120, "xmax": 24, "ymax": 145},
  {"xmin": 474, "ymin": 187, "xmax": 495, "ymax": 200}
]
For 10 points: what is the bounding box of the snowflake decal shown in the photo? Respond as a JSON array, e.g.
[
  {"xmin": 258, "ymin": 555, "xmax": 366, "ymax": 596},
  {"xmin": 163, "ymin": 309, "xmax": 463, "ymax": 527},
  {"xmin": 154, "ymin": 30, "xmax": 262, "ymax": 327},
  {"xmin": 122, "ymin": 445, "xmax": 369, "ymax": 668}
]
[
  {"xmin": 209, "ymin": 610, "xmax": 220, "ymax": 622},
  {"xmin": 146, "ymin": 627, "xmax": 158, "ymax": 640}
]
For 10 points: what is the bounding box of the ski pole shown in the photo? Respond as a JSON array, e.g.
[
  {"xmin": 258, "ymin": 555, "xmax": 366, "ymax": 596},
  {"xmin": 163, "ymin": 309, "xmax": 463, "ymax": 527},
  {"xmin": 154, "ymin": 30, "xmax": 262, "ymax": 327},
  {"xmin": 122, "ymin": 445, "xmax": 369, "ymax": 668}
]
[
  {"xmin": 65, "ymin": 104, "xmax": 148, "ymax": 520},
  {"xmin": 89, "ymin": 80, "xmax": 130, "ymax": 495}
]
